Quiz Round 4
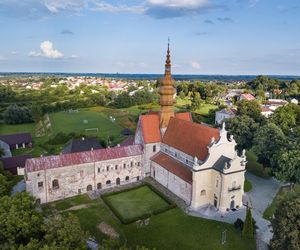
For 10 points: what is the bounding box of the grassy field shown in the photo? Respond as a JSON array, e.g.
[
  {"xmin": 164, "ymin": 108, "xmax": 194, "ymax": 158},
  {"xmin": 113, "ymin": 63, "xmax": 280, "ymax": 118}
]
[
  {"xmin": 0, "ymin": 122, "xmax": 36, "ymax": 135},
  {"xmin": 194, "ymin": 104, "xmax": 218, "ymax": 116},
  {"xmin": 246, "ymin": 150, "xmax": 271, "ymax": 179},
  {"xmin": 263, "ymin": 184, "xmax": 300, "ymax": 220},
  {"xmin": 103, "ymin": 185, "xmax": 171, "ymax": 223},
  {"xmin": 43, "ymin": 191, "xmax": 256, "ymax": 250},
  {"xmin": 244, "ymin": 179, "xmax": 253, "ymax": 192}
]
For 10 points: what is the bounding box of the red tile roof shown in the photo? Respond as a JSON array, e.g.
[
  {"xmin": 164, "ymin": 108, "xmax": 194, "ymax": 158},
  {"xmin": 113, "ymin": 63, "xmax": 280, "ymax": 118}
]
[
  {"xmin": 241, "ymin": 93, "xmax": 255, "ymax": 101},
  {"xmin": 120, "ymin": 136, "xmax": 135, "ymax": 147},
  {"xmin": 175, "ymin": 112, "xmax": 192, "ymax": 122},
  {"xmin": 140, "ymin": 114, "xmax": 161, "ymax": 143},
  {"xmin": 162, "ymin": 118, "xmax": 220, "ymax": 161},
  {"xmin": 151, "ymin": 152, "xmax": 192, "ymax": 184},
  {"xmin": 25, "ymin": 145, "xmax": 143, "ymax": 173}
]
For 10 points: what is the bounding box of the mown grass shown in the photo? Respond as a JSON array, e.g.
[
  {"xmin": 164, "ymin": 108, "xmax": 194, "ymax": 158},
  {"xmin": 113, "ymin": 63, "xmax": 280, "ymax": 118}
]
[
  {"xmin": 244, "ymin": 179, "xmax": 253, "ymax": 192},
  {"xmin": 246, "ymin": 150, "xmax": 271, "ymax": 179},
  {"xmin": 43, "ymin": 190, "xmax": 256, "ymax": 250}
]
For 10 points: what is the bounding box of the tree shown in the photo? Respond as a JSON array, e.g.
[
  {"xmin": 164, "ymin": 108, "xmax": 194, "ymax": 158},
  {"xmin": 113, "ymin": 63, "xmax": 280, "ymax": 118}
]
[
  {"xmin": 42, "ymin": 214, "xmax": 87, "ymax": 249},
  {"xmin": 273, "ymin": 149, "xmax": 300, "ymax": 188},
  {"xmin": 0, "ymin": 173, "xmax": 9, "ymax": 197},
  {"xmin": 270, "ymin": 195, "xmax": 300, "ymax": 250},
  {"xmin": 31, "ymin": 104, "xmax": 43, "ymax": 123},
  {"xmin": 252, "ymin": 123, "xmax": 286, "ymax": 167},
  {"xmin": 242, "ymin": 208, "xmax": 254, "ymax": 239},
  {"xmin": 236, "ymin": 100, "xmax": 264, "ymax": 123},
  {"xmin": 191, "ymin": 92, "xmax": 203, "ymax": 111},
  {"xmin": 3, "ymin": 104, "xmax": 33, "ymax": 124},
  {"xmin": 226, "ymin": 115, "xmax": 259, "ymax": 151},
  {"xmin": 0, "ymin": 147, "xmax": 4, "ymax": 157},
  {"xmin": 0, "ymin": 192, "xmax": 43, "ymax": 249}
]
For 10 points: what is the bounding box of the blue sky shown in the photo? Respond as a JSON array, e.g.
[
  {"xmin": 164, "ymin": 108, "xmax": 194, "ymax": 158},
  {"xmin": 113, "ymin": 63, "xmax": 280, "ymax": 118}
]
[{"xmin": 0, "ymin": 0, "xmax": 299, "ymax": 75}]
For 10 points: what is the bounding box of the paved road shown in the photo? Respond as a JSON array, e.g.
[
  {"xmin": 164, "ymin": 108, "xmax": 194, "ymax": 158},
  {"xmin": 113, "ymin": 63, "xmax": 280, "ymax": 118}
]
[{"xmin": 189, "ymin": 173, "xmax": 282, "ymax": 250}]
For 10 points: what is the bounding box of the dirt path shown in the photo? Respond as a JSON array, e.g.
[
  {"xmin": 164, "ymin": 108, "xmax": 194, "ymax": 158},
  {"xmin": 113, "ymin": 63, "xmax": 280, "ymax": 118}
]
[{"xmin": 98, "ymin": 222, "xmax": 119, "ymax": 239}]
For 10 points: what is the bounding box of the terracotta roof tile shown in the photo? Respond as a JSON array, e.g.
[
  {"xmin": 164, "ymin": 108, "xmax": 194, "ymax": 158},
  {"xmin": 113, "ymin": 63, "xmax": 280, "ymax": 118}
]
[
  {"xmin": 151, "ymin": 152, "xmax": 192, "ymax": 184},
  {"xmin": 241, "ymin": 93, "xmax": 255, "ymax": 101},
  {"xmin": 162, "ymin": 118, "xmax": 220, "ymax": 161},
  {"xmin": 140, "ymin": 114, "xmax": 161, "ymax": 143},
  {"xmin": 25, "ymin": 145, "xmax": 143, "ymax": 173},
  {"xmin": 175, "ymin": 112, "xmax": 192, "ymax": 122}
]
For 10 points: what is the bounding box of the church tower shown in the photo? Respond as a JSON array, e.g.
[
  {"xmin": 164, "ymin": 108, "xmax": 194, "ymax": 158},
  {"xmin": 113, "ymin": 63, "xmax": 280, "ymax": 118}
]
[{"xmin": 159, "ymin": 41, "xmax": 176, "ymax": 130}]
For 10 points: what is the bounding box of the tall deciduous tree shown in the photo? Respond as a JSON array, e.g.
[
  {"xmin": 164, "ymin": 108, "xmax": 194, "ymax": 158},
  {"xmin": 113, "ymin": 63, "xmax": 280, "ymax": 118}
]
[
  {"xmin": 236, "ymin": 100, "xmax": 265, "ymax": 124},
  {"xmin": 270, "ymin": 195, "xmax": 300, "ymax": 250},
  {"xmin": 252, "ymin": 123, "xmax": 286, "ymax": 167}
]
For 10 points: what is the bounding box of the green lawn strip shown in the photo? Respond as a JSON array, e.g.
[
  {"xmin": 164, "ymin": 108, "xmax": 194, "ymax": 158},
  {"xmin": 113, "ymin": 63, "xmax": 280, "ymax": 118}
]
[
  {"xmin": 263, "ymin": 185, "xmax": 300, "ymax": 220},
  {"xmin": 0, "ymin": 122, "xmax": 36, "ymax": 135},
  {"xmin": 244, "ymin": 179, "xmax": 253, "ymax": 192},
  {"xmin": 102, "ymin": 184, "xmax": 175, "ymax": 224},
  {"xmin": 124, "ymin": 208, "xmax": 256, "ymax": 250},
  {"xmin": 246, "ymin": 150, "xmax": 271, "ymax": 179},
  {"xmin": 194, "ymin": 104, "xmax": 218, "ymax": 115}
]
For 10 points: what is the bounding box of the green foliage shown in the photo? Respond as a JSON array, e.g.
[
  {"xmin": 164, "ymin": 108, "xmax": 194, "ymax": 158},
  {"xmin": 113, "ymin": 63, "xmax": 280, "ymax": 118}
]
[
  {"xmin": 244, "ymin": 179, "xmax": 253, "ymax": 192},
  {"xmin": 0, "ymin": 147, "xmax": 4, "ymax": 157},
  {"xmin": 248, "ymin": 75, "xmax": 281, "ymax": 92},
  {"xmin": 3, "ymin": 104, "xmax": 33, "ymax": 124},
  {"xmin": 270, "ymin": 195, "xmax": 300, "ymax": 250},
  {"xmin": 0, "ymin": 192, "xmax": 43, "ymax": 249},
  {"xmin": 0, "ymin": 173, "xmax": 10, "ymax": 197},
  {"xmin": 252, "ymin": 123, "xmax": 286, "ymax": 167},
  {"xmin": 191, "ymin": 92, "xmax": 204, "ymax": 111},
  {"xmin": 270, "ymin": 104, "xmax": 300, "ymax": 135},
  {"xmin": 0, "ymin": 86, "xmax": 16, "ymax": 102},
  {"xmin": 236, "ymin": 100, "xmax": 265, "ymax": 123},
  {"xmin": 242, "ymin": 208, "xmax": 254, "ymax": 239},
  {"xmin": 226, "ymin": 116, "xmax": 259, "ymax": 150},
  {"xmin": 112, "ymin": 90, "xmax": 157, "ymax": 108}
]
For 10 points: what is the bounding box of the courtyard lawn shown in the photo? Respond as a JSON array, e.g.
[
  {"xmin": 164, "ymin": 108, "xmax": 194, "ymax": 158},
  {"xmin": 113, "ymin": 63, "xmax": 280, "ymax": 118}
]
[
  {"xmin": 102, "ymin": 185, "xmax": 173, "ymax": 224},
  {"xmin": 194, "ymin": 103, "xmax": 218, "ymax": 116},
  {"xmin": 246, "ymin": 150, "xmax": 271, "ymax": 179},
  {"xmin": 43, "ymin": 188, "xmax": 256, "ymax": 250},
  {"xmin": 0, "ymin": 122, "xmax": 35, "ymax": 135}
]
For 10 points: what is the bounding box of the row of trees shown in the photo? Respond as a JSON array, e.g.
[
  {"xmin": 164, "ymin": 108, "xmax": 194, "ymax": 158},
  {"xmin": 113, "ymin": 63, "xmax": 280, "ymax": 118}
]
[{"xmin": 226, "ymin": 100, "xmax": 300, "ymax": 187}]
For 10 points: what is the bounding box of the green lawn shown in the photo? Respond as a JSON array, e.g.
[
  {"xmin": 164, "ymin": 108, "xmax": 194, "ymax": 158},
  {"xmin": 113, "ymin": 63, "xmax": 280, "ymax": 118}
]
[
  {"xmin": 0, "ymin": 122, "xmax": 35, "ymax": 135},
  {"xmin": 194, "ymin": 104, "xmax": 218, "ymax": 116},
  {"xmin": 246, "ymin": 150, "xmax": 271, "ymax": 179},
  {"xmin": 43, "ymin": 190, "xmax": 256, "ymax": 250},
  {"xmin": 244, "ymin": 179, "xmax": 253, "ymax": 192},
  {"xmin": 103, "ymin": 185, "xmax": 171, "ymax": 223},
  {"xmin": 263, "ymin": 184, "xmax": 300, "ymax": 220}
]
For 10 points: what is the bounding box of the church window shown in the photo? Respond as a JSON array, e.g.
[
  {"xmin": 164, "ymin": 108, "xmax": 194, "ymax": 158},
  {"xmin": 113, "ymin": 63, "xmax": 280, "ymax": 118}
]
[
  {"xmin": 175, "ymin": 152, "xmax": 177, "ymax": 157},
  {"xmin": 97, "ymin": 183, "xmax": 102, "ymax": 189},
  {"xmin": 137, "ymin": 162, "xmax": 140, "ymax": 166},
  {"xmin": 131, "ymin": 162, "xmax": 133, "ymax": 167},
  {"xmin": 106, "ymin": 180, "xmax": 111, "ymax": 185},
  {"xmin": 98, "ymin": 168, "xmax": 100, "ymax": 173},
  {"xmin": 200, "ymin": 190, "xmax": 206, "ymax": 196},
  {"xmin": 123, "ymin": 163, "xmax": 126, "ymax": 169},
  {"xmin": 115, "ymin": 165, "xmax": 118, "ymax": 170},
  {"xmin": 106, "ymin": 166, "xmax": 109, "ymax": 171},
  {"xmin": 137, "ymin": 176, "xmax": 140, "ymax": 181},
  {"xmin": 87, "ymin": 185, "xmax": 92, "ymax": 191},
  {"xmin": 52, "ymin": 179, "xmax": 59, "ymax": 190},
  {"xmin": 216, "ymin": 179, "xmax": 219, "ymax": 188},
  {"xmin": 153, "ymin": 145, "xmax": 156, "ymax": 152},
  {"xmin": 38, "ymin": 181, "xmax": 43, "ymax": 188},
  {"xmin": 185, "ymin": 159, "xmax": 189, "ymax": 164},
  {"xmin": 125, "ymin": 176, "xmax": 130, "ymax": 181},
  {"xmin": 78, "ymin": 189, "xmax": 81, "ymax": 194},
  {"xmin": 37, "ymin": 173, "xmax": 40, "ymax": 177}
]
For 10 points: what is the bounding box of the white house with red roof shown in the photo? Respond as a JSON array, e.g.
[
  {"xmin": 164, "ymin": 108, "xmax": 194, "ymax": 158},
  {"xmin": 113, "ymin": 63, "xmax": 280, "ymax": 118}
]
[
  {"xmin": 239, "ymin": 93, "xmax": 256, "ymax": 101},
  {"xmin": 25, "ymin": 45, "xmax": 246, "ymax": 212}
]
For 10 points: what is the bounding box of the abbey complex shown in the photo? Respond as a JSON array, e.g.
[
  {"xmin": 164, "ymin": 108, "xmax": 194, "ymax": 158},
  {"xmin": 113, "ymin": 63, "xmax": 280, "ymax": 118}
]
[{"xmin": 25, "ymin": 45, "xmax": 246, "ymax": 213}]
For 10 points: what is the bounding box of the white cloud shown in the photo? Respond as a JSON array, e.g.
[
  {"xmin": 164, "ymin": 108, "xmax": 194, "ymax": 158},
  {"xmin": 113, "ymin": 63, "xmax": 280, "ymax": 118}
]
[
  {"xmin": 0, "ymin": 56, "xmax": 7, "ymax": 61},
  {"xmin": 11, "ymin": 51, "xmax": 18, "ymax": 55},
  {"xmin": 147, "ymin": 0, "xmax": 209, "ymax": 8},
  {"xmin": 189, "ymin": 61, "xmax": 201, "ymax": 69},
  {"xmin": 91, "ymin": 1, "xmax": 144, "ymax": 14},
  {"xmin": 43, "ymin": 0, "xmax": 87, "ymax": 14},
  {"xmin": 69, "ymin": 54, "xmax": 80, "ymax": 59},
  {"xmin": 29, "ymin": 41, "xmax": 64, "ymax": 59}
]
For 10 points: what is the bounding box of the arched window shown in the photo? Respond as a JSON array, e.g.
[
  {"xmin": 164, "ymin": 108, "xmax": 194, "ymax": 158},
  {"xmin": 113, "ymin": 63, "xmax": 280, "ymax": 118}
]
[
  {"xmin": 125, "ymin": 176, "xmax": 129, "ymax": 181},
  {"xmin": 116, "ymin": 178, "xmax": 120, "ymax": 185},
  {"xmin": 87, "ymin": 185, "xmax": 92, "ymax": 191},
  {"xmin": 97, "ymin": 183, "xmax": 102, "ymax": 189},
  {"xmin": 200, "ymin": 189, "xmax": 206, "ymax": 196},
  {"xmin": 106, "ymin": 180, "xmax": 111, "ymax": 185},
  {"xmin": 52, "ymin": 179, "xmax": 59, "ymax": 189}
]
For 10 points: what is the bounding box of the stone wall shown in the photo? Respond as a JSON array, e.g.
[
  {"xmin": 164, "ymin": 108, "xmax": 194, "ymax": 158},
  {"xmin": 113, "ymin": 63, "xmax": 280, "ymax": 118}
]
[{"xmin": 26, "ymin": 154, "xmax": 143, "ymax": 203}]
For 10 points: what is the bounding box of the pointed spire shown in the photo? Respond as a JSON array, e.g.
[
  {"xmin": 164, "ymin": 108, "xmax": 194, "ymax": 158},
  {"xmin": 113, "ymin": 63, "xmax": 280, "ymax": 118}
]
[{"xmin": 165, "ymin": 37, "xmax": 171, "ymax": 76}]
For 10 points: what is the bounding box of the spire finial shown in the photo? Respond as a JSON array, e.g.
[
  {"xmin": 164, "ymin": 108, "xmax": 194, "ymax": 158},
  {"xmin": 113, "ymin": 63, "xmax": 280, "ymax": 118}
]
[{"xmin": 165, "ymin": 38, "xmax": 171, "ymax": 75}]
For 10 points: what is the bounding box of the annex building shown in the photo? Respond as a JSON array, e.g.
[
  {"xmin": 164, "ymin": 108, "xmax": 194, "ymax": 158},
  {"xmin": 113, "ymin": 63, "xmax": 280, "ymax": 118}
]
[{"xmin": 25, "ymin": 45, "xmax": 246, "ymax": 213}]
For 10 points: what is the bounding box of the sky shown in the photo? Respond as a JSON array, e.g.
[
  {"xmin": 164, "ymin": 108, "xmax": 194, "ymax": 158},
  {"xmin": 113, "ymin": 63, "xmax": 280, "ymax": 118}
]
[{"xmin": 0, "ymin": 0, "xmax": 299, "ymax": 75}]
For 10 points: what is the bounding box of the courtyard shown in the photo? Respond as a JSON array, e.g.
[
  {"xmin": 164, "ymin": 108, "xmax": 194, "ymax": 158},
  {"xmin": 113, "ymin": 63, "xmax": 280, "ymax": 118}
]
[{"xmin": 43, "ymin": 183, "xmax": 256, "ymax": 250}]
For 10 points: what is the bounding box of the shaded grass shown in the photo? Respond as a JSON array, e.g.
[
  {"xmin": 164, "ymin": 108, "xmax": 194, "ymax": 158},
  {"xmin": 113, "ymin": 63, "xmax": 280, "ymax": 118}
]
[
  {"xmin": 0, "ymin": 122, "xmax": 35, "ymax": 135},
  {"xmin": 244, "ymin": 179, "xmax": 253, "ymax": 192},
  {"xmin": 194, "ymin": 104, "xmax": 218, "ymax": 116},
  {"xmin": 246, "ymin": 150, "xmax": 271, "ymax": 179}
]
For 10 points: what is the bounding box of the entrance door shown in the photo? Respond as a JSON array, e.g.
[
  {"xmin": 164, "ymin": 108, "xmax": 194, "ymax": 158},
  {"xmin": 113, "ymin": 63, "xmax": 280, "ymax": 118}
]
[
  {"xmin": 230, "ymin": 200, "xmax": 235, "ymax": 210},
  {"xmin": 116, "ymin": 178, "xmax": 120, "ymax": 185},
  {"xmin": 214, "ymin": 197, "xmax": 218, "ymax": 207}
]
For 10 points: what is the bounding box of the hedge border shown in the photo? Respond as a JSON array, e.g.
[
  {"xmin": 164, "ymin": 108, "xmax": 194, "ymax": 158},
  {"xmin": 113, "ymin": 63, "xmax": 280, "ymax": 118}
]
[{"xmin": 101, "ymin": 184, "xmax": 176, "ymax": 224}]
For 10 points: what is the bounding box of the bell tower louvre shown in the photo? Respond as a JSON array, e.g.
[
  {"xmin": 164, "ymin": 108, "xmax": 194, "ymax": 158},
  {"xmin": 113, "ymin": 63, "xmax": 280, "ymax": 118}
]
[{"xmin": 159, "ymin": 40, "xmax": 176, "ymax": 129}]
